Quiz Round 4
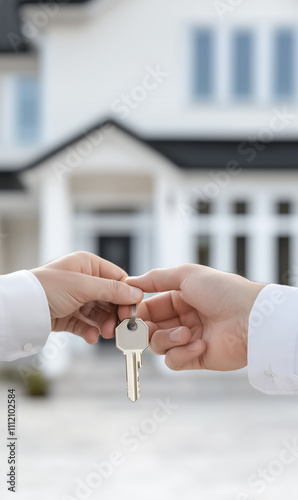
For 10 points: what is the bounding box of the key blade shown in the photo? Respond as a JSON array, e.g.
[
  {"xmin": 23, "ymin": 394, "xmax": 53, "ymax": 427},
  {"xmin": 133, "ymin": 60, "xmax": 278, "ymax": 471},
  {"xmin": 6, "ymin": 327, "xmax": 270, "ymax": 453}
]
[
  {"xmin": 125, "ymin": 351, "xmax": 139, "ymax": 402},
  {"xmin": 115, "ymin": 319, "xmax": 148, "ymax": 402}
]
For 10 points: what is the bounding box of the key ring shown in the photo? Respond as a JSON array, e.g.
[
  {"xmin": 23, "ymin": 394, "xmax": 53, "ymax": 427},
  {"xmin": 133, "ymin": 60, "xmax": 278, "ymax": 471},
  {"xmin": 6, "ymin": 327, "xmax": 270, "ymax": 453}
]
[{"xmin": 128, "ymin": 304, "xmax": 137, "ymax": 330}]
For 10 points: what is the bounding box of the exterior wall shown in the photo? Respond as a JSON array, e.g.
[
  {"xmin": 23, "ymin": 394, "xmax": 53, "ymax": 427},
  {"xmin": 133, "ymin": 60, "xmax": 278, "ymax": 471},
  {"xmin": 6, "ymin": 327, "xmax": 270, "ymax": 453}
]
[
  {"xmin": 0, "ymin": 0, "xmax": 298, "ymax": 284},
  {"xmin": 19, "ymin": 0, "xmax": 298, "ymax": 145},
  {"xmin": 1, "ymin": 0, "xmax": 298, "ymax": 162},
  {"xmin": 185, "ymin": 169, "xmax": 298, "ymax": 285}
]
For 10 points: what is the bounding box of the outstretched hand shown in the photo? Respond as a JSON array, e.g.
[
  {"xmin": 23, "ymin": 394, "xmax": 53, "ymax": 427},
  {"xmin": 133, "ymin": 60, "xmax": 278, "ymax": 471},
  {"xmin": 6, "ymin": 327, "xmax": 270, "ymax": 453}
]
[
  {"xmin": 31, "ymin": 252, "xmax": 143, "ymax": 345},
  {"xmin": 123, "ymin": 265, "xmax": 265, "ymax": 371}
]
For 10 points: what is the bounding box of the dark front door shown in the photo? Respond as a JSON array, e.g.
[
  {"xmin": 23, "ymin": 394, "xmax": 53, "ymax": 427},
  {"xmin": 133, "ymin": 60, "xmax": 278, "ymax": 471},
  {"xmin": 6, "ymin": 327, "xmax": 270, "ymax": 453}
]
[
  {"xmin": 97, "ymin": 236, "xmax": 131, "ymax": 346},
  {"xmin": 98, "ymin": 236, "xmax": 131, "ymax": 275}
]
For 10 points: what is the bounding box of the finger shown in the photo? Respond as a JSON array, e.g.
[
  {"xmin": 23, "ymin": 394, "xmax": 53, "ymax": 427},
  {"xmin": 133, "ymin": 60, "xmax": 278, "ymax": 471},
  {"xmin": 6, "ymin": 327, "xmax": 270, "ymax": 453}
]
[
  {"xmin": 150, "ymin": 326, "xmax": 192, "ymax": 354},
  {"xmin": 118, "ymin": 298, "xmax": 182, "ymax": 342},
  {"xmin": 65, "ymin": 316, "xmax": 100, "ymax": 345},
  {"xmin": 52, "ymin": 251, "xmax": 129, "ymax": 282},
  {"xmin": 79, "ymin": 302, "xmax": 115, "ymax": 326},
  {"xmin": 117, "ymin": 303, "xmax": 140, "ymax": 322},
  {"xmin": 120, "ymin": 291, "xmax": 194, "ymax": 331},
  {"xmin": 125, "ymin": 266, "xmax": 194, "ymax": 293},
  {"xmin": 165, "ymin": 340, "xmax": 207, "ymax": 371},
  {"xmin": 71, "ymin": 273, "xmax": 143, "ymax": 305},
  {"xmin": 76, "ymin": 302, "xmax": 119, "ymax": 339},
  {"xmin": 100, "ymin": 314, "xmax": 118, "ymax": 339},
  {"xmin": 119, "ymin": 292, "xmax": 181, "ymax": 324}
]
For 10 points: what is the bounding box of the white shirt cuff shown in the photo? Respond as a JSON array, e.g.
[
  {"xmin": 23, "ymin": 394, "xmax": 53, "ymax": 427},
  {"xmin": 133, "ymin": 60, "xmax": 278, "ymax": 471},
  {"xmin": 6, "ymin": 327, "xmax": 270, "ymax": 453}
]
[
  {"xmin": 0, "ymin": 270, "xmax": 51, "ymax": 361},
  {"xmin": 248, "ymin": 284, "xmax": 298, "ymax": 395}
]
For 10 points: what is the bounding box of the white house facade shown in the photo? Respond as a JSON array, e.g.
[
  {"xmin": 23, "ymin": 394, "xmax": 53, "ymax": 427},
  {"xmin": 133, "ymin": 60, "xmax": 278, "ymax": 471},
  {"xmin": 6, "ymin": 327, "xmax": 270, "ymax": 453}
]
[{"xmin": 0, "ymin": 0, "xmax": 298, "ymax": 290}]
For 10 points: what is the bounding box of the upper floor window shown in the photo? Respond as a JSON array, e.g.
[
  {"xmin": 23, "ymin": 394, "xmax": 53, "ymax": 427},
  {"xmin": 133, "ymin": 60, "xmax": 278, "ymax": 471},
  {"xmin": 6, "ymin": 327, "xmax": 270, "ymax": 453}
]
[
  {"xmin": 193, "ymin": 30, "xmax": 214, "ymax": 98},
  {"xmin": 16, "ymin": 76, "xmax": 40, "ymax": 143},
  {"xmin": 273, "ymin": 30, "xmax": 295, "ymax": 98},
  {"xmin": 232, "ymin": 31, "xmax": 254, "ymax": 98},
  {"xmin": 190, "ymin": 26, "xmax": 297, "ymax": 104}
]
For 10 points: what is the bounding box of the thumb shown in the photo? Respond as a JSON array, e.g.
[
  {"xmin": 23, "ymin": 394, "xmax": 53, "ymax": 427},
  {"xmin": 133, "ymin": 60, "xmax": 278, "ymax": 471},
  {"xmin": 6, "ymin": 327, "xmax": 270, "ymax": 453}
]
[
  {"xmin": 68, "ymin": 273, "xmax": 144, "ymax": 305},
  {"xmin": 125, "ymin": 265, "xmax": 195, "ymax": 293}
]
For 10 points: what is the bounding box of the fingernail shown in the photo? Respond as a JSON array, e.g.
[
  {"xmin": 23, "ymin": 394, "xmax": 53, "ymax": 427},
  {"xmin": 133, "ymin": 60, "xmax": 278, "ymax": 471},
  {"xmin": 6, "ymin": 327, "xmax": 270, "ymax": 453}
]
[
  {"xmin": 129, "ymin": 286, "xmax": 143, "ymax": 300},
  {"xmin": 169, "ymin": 327, "xmax": 183, "ymax": 342},
  {"xmin": 187, "ymin": 340, "xmax": 202, "ymax": 352}
]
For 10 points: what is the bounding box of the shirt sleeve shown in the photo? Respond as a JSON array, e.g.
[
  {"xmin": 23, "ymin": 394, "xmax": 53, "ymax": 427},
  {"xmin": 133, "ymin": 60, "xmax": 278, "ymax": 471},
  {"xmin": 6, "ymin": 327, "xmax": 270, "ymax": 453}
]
[
  {"xmin": 0, "ymin": 270, "xmax": 51, "ymax": 361},
  {"xmin": 248, "ymin": 284, "xmax": 298, "ymax": 395}
]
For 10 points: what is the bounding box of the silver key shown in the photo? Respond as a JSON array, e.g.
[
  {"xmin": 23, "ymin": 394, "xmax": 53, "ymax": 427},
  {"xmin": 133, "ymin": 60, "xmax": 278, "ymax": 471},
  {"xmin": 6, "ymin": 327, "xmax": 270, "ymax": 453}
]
[{"xmin": 115, "ymin": 305, "xmax": 148, "ymax": 402}]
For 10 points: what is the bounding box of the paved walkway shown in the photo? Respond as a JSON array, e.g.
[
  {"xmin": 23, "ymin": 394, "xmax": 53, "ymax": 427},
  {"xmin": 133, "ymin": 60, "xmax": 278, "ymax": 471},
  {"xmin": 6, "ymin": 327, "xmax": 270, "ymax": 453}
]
[{"xmin": 1, "ymin": 344, "xmax": 298, "ymax": 500}]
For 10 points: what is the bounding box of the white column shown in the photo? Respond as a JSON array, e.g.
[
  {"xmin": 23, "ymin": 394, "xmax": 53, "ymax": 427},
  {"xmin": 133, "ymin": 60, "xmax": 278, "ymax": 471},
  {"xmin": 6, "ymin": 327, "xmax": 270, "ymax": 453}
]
[
  {"xmin": 288, "ymin": 199, "xmax": 298, "ymax": 287},
  {"xmin": 0, "ymin": 218, "xmax": 6, "ymax": 273},
  {"xmin": 247, "ymin": 193, "xmax": 274, "ymax": 283},
  {"xmin": 38, "ymin": 172, "xmax": 76, "ymax": 378},
  {"xmin": 212, "ymin": 198, "xmax": 234, "ymax": 272},
  {"xmin": 132, "ymin": 224, "xmax": 151, "ymax": 275},
  {"xmin": 39, "ymin": 171, "xmax": 73, "ymax": 264},
  {"xmin": 152, "ymin": 172, "xmax": 186, "ymax": 269}
]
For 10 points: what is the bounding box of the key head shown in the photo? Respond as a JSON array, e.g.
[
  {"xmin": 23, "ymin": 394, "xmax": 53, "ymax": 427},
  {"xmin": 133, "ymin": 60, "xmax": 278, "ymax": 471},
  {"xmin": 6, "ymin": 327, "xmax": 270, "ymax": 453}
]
[{"xmin": 115, "ymin": 318, "xmax": 149, "ymax": 353}]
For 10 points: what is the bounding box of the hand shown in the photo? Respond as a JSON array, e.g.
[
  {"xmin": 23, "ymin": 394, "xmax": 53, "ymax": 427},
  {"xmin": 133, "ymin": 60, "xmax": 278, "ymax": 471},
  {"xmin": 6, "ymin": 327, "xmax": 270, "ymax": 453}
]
[
  {"xmin": 124, "ymin": 265, "xmax": 265, "ymax": 371},
  {"xmin": 31, "ymin": 252, "xmax": 143, "ymax": 345}
]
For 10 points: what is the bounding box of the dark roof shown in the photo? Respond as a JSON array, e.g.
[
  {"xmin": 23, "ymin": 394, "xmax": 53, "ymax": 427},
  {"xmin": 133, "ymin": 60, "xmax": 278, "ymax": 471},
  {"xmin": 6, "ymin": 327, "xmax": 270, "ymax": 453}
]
[
  {"xmin": 0, "ymin": 0, "xmax": 29, "ymax": 53},
  {"xmin": 148, "ymin": 138, "xmax": 298, "ymax": 170},
  {"xmin": 18, "ymin": 0, "xmax": 90, "ymax": 4},
  {"xmin": 1, "ymin": 118, "xmax": 298, "ymax": 191},
  {"xmin": 0, "ymin": 0, "xmax": 91, "ymax": 53}
]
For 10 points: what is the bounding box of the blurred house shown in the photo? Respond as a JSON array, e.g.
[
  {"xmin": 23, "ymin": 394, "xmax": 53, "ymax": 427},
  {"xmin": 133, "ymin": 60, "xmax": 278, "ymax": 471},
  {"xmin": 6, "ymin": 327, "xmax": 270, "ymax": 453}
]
[{"xmin": 0, "ymin": 0, "xmax": 298, "ymax": 287}]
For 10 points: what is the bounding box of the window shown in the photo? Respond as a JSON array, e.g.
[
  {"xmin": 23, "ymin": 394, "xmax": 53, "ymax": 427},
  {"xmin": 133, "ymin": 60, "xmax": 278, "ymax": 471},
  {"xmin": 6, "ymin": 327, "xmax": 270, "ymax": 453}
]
[
  {"xmin": 277, "ymin": 236, "xmax": 290, "ymax": 284},
  {"xmin": 196, "ymin": 200, "xmax": 211, "ymax": 214},
  {"xmin": 197, "ymin": 235, "xmax": 210, "ymax": 266},
  {"xmin": 235, "ymin": 236, "xmax": 246, "ymax": 277},
  {"xmin": 16, "ymin": 76, "xmax": 40, "ymax": 143},
  {"xmin": 276, "ymin": 201, "xmax": 292, "ymax": 214},
  {"xmin": 273, "ymin": 31, "xmax": 295, "ymax": 98},
  {"xmin": 232, "ymin": 32, "xmax": 254, "ymax": 98},
  {"xmin": 193, "ymin": 30, "xmax": 214, "ymax": 98}
]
